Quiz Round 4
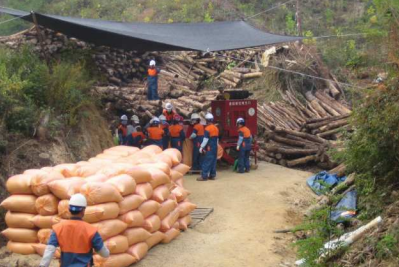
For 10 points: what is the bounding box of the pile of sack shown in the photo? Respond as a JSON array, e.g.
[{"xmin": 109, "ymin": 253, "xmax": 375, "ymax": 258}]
[{"xmin": 1, "ymin": 145, "xmax": 196, "ymax": 267}]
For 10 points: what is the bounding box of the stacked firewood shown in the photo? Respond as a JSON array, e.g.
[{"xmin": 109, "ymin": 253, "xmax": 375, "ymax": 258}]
[
  {"xmin": 258, "ymin": 126, "xmax": 334, "ymax": 168},
  {"xmin": 0, "ymin": 27, "xmax": 158, "ymax": 86},
  {"xmin": 160, "ymin": 51, "xmax": 263, "ymax": 90},
  {"xmin": 94, "ymin": 84, "xmax": 218, "ymax": 123},
  {"xmin": 256, "ymin": 86, "xmax": 352, "ymax": 168}
]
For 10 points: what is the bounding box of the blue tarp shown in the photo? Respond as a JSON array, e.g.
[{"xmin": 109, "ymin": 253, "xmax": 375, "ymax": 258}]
[
  {"xmin": 330, "ymin": 190, "xmax": 357, "ymax": 222},
  {"xmin": 306, "ymin": 171, "xmax": 346, "ymax": 195}
]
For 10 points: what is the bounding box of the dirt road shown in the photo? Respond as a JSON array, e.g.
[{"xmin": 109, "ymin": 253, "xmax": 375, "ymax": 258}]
[
  {"xmin": 0, "ymin": 162, "xmax": 314, "ymax": 267},
  {"xmin": 136, "ymin": 162, "xmax": 313, "ymax": 267}
]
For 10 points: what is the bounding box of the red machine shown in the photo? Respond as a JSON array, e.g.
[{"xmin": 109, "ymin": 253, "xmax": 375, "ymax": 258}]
[{"xmin": 211, "ymin": 95, "xmax": 259, "ymax": 165}]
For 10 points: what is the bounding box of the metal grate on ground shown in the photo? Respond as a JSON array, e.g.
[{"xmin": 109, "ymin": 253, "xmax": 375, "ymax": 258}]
[{"xmin": 189, "ymin": 208, "xmax": 214, "ymax": 228}]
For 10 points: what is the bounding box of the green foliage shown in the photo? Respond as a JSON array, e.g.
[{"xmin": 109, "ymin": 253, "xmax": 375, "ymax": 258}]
[
  {"xmin": 285, "ymin": 12, "xmax": 296, "ymax": 35},
  {"xmin": 376, "ymin": 233, "xmax": 399, "ymax": 259},
  {"xmin": 294, "ymin": 204, "xmax": 345, "ymax": 267},
  {"xmin": 0, "ymin": 46, "xmax": 94, "ymax": 135}
]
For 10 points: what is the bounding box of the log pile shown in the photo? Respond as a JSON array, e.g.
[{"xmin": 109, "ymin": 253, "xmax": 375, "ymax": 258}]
[
  {"xmin": 1, "ymin": 27, "xmax": 353, "ymax": 169},
  {"xmin": 256, "ymin": 87, "xmax": 352, "ymax": 168},
  {"xmin": 160, "ymin": 51, "xmax": 264, "ymax": 90},
  {"xmin": 0, "ymin": 27, "xmax": 159, "ymax": 86}
]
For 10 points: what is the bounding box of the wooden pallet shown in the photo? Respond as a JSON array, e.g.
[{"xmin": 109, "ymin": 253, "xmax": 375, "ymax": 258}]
[{"xmin": 189, "ymin": 207, "xmax": 214, "ymax": 228}]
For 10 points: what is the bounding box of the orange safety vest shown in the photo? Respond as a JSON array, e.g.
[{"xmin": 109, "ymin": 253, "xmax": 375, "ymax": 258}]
[
  {"xmin": 118, "ymin": 124, "xmax": 127, "ymax": 137},
  {"xmin": 162, "ymin": 109, "xmax": 176, "ymax": 122},
  {"xmin": 147, "ymin": 127, "xmax": 164, "ymax": 140},
  {"xmin": 193, "ymin": 124, "xmax": 205, "ymax": 136},
  {"xmin": 148, "ymin": 68, "xmax": 158, "ymax": 77},
  {"xmin": 238, "ymin": 126, "xmax": 251, "ymax": 138},
  {"xmin": 53, "ymin": 220, "xmax": 97, "ymax": 254},
  {"xmin": 132, "ymin": 132, "xmax": 145, "ymax": 140},
  {"xmin": 205, "ymin": 124, "xmax": 219, "ymax": 137},
  {"xmin": 169, "ymin": 124, "xmax": 184, "ymax": 138}
]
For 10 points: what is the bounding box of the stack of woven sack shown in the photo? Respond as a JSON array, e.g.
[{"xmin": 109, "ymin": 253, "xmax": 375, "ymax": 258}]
[{"xmin": 1, "ymin": 145, "xmax": 196, "ymax": 267}]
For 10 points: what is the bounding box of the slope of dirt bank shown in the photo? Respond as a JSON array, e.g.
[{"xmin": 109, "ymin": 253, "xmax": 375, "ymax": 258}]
[{"xmin": 0, "ymin": 162, "xmax": 314, "ymax": 267}]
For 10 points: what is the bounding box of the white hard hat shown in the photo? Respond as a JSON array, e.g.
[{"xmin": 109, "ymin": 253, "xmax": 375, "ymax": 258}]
[
  {"xmin": 159, "ymin": 115, "xmax": 166, "ymax": 121},
  {"xmin": 191, "ymin": 113, "xmax": 200, "ymax": 120},
  {"xmin": 205, "ymin": 113, "xmax": 214, "ymax": 120},
  {"xmin": 152, "ymin": 117, "xmax": 160, "ymax": 123},
  {"xmin": 121, "ymin": 115, "xmax": 128, "ymax": 121},
  {"xmin": 165, "ymin": 103, "xmax": 173, "ymax": 112},
  {"xmin": 150, "ymin": 60, "xmax": 156, "ymax": 66},
  {"xmin": 131, "ymin": 115, "xmax": 139, "ymax": 123},
  {"xmin": 69, "ymin": 193, "xmax": 87, "ymax": 208},
  {"xmin": 236, "ymin": 118, "xmax": 245, "ymax": 124}
]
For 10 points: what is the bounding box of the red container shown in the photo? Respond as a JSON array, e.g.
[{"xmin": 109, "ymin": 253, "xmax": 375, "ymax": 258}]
[{"xmin": 211, "ymin": 99, "xmax": 258, "ymax": 139}]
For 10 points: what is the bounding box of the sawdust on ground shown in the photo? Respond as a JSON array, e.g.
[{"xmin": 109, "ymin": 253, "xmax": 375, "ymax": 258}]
[{"xmin": 0, "ymin": 162, "xmax": 314, "ymax": 267}]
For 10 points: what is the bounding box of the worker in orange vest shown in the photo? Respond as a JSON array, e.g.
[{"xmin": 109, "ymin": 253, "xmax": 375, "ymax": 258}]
[
  {"xmin": 162, "ymin": 102, "xmax": 176, "ymax": 124},
  {"xmin": 39, "ymin": 194, "xmax": 109, "ymax": 267},
  {"xmin": 147, "ymin": 60, "xmax": 160, "ymax": 100},
  {"xmin": 118, "ymin": 115, "xmax": 128, "ymax": 145},
  {"xmin": 126, "ymin": 126, "xmax": 146, "ymax": 148},
  {"xmin": 159, "ymin": 114, "xmax": 170, "ymax": 150},
  {"xmin": 146, "ymin": 117, "xmax": 164, "ymax": 148},
  {"xmin": 169, "ymin": 114, "xmax": 185, "ymax": 153},
  {"xmin": 236, "ymin": 118, "xmax": 252, "ymax": 173},
  {"xmin": 197, "ymin": 113, "xmax": 219, "ymax": 181},
  {"xmin": 189, "ymin": 113, "xmax": 204, "ymax": 171}
]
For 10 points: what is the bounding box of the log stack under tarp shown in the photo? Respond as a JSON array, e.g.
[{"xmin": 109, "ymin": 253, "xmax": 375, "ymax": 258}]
[{"xmin": 1, "ymin": 27, "xmax": 353, "ymax": 169}]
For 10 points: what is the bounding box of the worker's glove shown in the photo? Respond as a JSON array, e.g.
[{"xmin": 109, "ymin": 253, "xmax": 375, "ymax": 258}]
[
  {"xmin": 199, "ymin": 147, "xmax": 204, "ymax": 154},
  {"xmin": 236, "ymin": 146, "xmax": 240, "ymax": 151}
]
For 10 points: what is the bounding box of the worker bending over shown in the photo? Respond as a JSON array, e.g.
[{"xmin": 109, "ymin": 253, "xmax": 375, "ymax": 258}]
[
  {"xmin": 169, "ymin": 115, "xmax": 185, "ymax": 153},
  {"xmin": 236, "ymin": 118, "xmax": 252, "ymax": 173},
  {"xmin": 126, "ymin": 126, "xmax": 146, "ymax": 148},
  {"xmin": 147, "ymin": 60, "xmax": 160, "ymax": 100},
  {"xmin": 146, "ymin": 117, "xmax": 164, "ymax": 148},
  {"xmin": 189, "ymin": 113, "xmax": 204, "ymax": 171},
  {"xmin": 118, "ymin": 115, "xmax": 128, "ymax": 145},
  {"xmin": 159, "ymin": 115, "xmax": 170, "ymax": 150},
  {"xmin": 39, "ymin": 194, "xmax": 109, "ymax": 267},
  {"xmin": 197, "ymin": 113, "xmax": 219, "ymax": 181},
  {"xmin": 163, "ymin": 103, "xmax": 176, "ymax": 124}
]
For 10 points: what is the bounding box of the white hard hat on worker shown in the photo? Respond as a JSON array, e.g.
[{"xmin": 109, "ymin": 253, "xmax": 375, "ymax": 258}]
[
  {"xmin": 69, "ymin": 193, "xmax": 87, "ymax": 212},
  {"xmin": 131, "ymin": 115, "xmax": 139, "ymax": 124},
  {"xmin": 151, "ymin": 117, "xmax": 160, "ymax": 124},
  {"xmin": 205, "ymin": 113, "xmax": 214, "ymax": 121},
  {"xmin": 165, "ymin": 103, "xmax": 173, "ymax": 112},
  {"xmin": 236, "ymin": 118, "xmax": 245, "ymax": 125},
  {"xmin": 149, "ymin": 60, "xmax": 156, "ymax": 66}
]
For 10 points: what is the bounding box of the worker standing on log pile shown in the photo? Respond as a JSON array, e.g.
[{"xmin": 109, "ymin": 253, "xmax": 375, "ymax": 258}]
[
  {"xmin": 159, "ymin": 115, "xmax": 170, "ymax": 150},
  {"xmin": 146, "ymin": 117, "xmax": 164, "ymax": 148},
  {"xmin": 162, "ymin": 103, "xmax": 176, "ymax": 124},
  {"xmin": 169, "ymin": 114, "xmax": 185, "ymax": 153},
  {"xmin": 236, "ymin": 118, "xmax": 252, "ymax": 173},
  {"xmin": 197, "ymin": 113, "xmax": 219, "ymax": 181},
  {"xmin": 39, "ymin": 194, "xmax": 109, "ymax": 267},
  {"xmin": 126, "ymin": 126, "xmax": 146, "ymax": 148},
  {"xmin": 147, "ymin": 60, "xmax": 160, "ymax": 100},
  {"xmin": 117, "ymin": 115, "xmax": 128, "ymax": 145},
  {"xmin": 189, "ymin": 113, "xmax": 204, "ymax": 171}
]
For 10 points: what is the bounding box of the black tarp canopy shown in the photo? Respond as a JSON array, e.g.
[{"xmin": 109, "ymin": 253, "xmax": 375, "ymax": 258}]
[{"xmin": 0, "ymin": 7, "xmax": 302, "ymax": 52}]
